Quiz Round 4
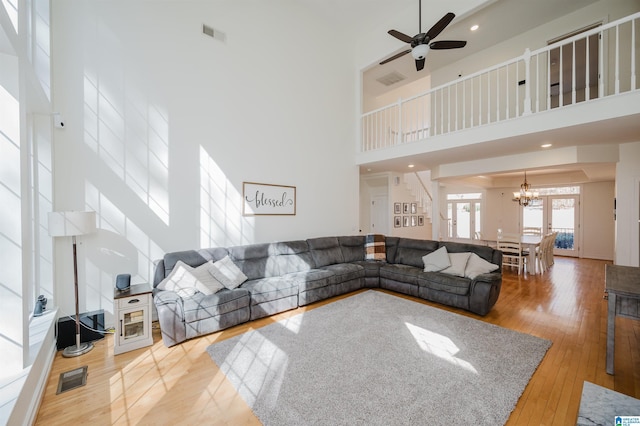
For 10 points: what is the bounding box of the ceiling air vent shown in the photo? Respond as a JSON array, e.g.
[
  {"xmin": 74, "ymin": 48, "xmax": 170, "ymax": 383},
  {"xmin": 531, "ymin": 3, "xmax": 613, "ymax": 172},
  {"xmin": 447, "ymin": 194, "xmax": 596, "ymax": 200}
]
[
  {"xmin": 202, "ymin": 24, "xmax": 226, "ymax": 43},
  {"xmin": 376, "ymin": 71, "xmax": 406, "ymax": 87}
]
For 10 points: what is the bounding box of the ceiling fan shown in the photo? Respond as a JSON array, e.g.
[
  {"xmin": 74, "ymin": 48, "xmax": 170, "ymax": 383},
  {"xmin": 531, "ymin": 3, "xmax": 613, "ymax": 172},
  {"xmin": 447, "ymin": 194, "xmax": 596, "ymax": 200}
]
[{"xmin": 380, "ymin": 3, "xmax": 467, "ymax": 71}]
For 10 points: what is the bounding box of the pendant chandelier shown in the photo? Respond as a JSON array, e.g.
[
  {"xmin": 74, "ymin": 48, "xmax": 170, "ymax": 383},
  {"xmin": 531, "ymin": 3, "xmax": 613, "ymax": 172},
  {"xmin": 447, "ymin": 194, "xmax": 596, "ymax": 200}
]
[{"xmin": 512, "ymin": 171, "xmax": 539, "ymax": 207}]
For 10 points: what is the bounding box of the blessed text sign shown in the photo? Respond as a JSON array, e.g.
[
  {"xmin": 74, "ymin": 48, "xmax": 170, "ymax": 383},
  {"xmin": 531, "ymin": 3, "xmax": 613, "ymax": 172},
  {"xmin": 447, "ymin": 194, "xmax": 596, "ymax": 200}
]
[{"xmin": 243, "ymin": 182, "xmax": 296, "ymax": 216}]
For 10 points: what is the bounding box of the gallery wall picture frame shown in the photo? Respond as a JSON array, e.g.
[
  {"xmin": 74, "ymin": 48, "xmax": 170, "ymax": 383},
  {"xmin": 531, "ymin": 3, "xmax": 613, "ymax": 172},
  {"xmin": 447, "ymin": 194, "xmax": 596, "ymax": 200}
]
[
  {"xmin": 418, "ymin": 215, "xmax": 424, "ymax": 226},
  {"xmin": 242, "ymin": 182, "xmax": 296, "ymax": 216},
  {"xmin": 411, "ymin": 203, "xmax": 417, "ymax": 214},
  {"xmin": 403, "ymin": 216, "xmax": 410, "ymax": 227},
  {"xmin": 394, "ymin": 216, "xmax": 401, "ymax": 228},
  {"xmin": 394, "ymin": 203, "xmax": 401, "ymax": 214},
  {"xmin": 411, "ymin": 216, "xmax": 417, "ymax": 227},
  {"xmin": 403, "ymin": 203, "xmax": 410, "ymax": 214}
]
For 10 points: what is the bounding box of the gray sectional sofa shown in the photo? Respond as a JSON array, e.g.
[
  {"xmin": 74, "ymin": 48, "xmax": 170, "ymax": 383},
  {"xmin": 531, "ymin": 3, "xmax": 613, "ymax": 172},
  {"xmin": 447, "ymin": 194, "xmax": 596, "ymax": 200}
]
[{"xmin": 152, "ymin": 236, "xmax": 503, "ymax": 347}]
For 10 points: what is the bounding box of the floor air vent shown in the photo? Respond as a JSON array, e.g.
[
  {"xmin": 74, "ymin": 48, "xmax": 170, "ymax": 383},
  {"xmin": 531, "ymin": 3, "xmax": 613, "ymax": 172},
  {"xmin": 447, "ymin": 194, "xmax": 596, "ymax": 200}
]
[{"xmin": 56, "ymin": 366, "xmax": 88, "ymax": 394}]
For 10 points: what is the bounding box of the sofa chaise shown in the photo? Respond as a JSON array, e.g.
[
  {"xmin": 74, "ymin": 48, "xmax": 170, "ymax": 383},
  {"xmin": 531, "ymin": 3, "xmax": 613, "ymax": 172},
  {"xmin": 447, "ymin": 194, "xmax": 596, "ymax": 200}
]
[{"xmin": 152, "ymin": 235, "xmax": 503, "ymax": 347}]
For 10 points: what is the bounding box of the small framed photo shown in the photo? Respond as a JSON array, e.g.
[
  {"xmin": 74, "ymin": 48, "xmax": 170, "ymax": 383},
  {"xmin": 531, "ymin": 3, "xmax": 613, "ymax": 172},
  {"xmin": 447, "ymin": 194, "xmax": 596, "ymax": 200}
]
[
  {"xmin": 411, "ymin": 216, "xmax": 417, "ymax": 227},
  {"xmin": 403, "ymin": 216, "xmax": 410, "ymax": 227},
  {"xmin": 403, "ymin": 203, "xmax": 410, "ymax": 214},
  {"xmin": 411, "ymin": 203, "xmax": 417, "ymax": 214},
  {"xmin": 418, "ymin": 215, "xmax": 424, "ymax": 226},
  {"xmin": 394, "ymin": 203, "xmax": 402, "ymax": 214},
  {"xmin": 394, "ymin": 216, "xmax": 401, "ymax": 228}
]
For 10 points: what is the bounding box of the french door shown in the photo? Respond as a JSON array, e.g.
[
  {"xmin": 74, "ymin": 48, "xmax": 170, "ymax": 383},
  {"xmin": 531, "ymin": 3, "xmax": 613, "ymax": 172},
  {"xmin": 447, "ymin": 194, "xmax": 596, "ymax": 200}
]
[
  {"xmin": 523, "ymin": 195, "xmax": 580, "ymax": 257},
  {"xmin": 447, "ymin": 200, "xmax": 481, "ymax": 240}
]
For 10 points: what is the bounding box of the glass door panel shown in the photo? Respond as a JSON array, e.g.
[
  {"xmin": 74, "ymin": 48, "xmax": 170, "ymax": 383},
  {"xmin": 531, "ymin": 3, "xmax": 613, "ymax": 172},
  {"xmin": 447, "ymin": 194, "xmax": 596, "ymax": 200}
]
[
  {"xmin": 123, "ymin": 309, "xmax": 145, "ymax": 341},
  {"xmin": 523, "ymin": 194, "xmax": 579, "ymax": 257},
  {"xmin": 550, "ymin": 196, "xmax": 578, "ymax": 257},
  {"xmin": 523, "ymin": 199, "xmax": 544, "ymax": 231},
  {"xmin": 447, "ymin": 201, "xmax": 480, "ymax": 240}
]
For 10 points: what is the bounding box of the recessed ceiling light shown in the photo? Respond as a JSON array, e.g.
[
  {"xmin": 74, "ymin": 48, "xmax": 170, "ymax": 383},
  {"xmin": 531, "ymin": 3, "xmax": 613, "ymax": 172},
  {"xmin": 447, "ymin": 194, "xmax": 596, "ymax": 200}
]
[
  {"xmin": 408, "ymin": 164, "xmax": 415, "ymax": 168},
  {"xmin": 541, "ymin": 143, "xmax": 552, "ymax": 148},
  {"xmin": 470, "ymin": 24, "xmax": 479, "ymax": 31}
]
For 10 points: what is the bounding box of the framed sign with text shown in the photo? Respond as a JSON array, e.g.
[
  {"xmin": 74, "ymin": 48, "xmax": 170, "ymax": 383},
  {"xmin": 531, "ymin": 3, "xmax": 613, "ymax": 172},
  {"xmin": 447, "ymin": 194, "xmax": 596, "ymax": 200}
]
[{"xmin": 242, "ymin": 182, "xmax": 296, "ymax": 216}]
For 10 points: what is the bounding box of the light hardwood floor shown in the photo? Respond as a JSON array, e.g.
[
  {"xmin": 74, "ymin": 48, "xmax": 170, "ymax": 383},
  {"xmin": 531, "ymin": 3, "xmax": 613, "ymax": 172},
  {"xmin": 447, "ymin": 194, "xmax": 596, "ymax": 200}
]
[{"xmin": 35, "ymin": 257, "xmax": 640, "ymax": 425}]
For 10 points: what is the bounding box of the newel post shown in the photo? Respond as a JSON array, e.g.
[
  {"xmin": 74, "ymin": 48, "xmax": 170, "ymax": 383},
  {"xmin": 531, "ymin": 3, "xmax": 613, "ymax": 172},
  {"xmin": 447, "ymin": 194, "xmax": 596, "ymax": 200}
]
[{"xmin": 522, "ymin": 48, "xmax": 532, "ymax": 115}]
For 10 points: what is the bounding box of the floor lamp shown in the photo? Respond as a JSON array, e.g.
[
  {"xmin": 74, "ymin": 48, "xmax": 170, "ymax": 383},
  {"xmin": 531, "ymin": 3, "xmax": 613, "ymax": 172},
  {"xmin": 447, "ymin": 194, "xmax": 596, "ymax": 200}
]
[{"xmin": 48, "ymin": 211, "xmax": 97, "ymax": 357}]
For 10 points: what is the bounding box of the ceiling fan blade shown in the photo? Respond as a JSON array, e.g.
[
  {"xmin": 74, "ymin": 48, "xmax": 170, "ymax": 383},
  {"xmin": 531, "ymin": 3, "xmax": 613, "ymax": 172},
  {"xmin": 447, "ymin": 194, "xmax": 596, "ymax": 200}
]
[
  {"xmin": 426, "ymin": 12, "xmax": 455, "ymax": 40},
  {"xmin": 388, "ymin": 29, "xmax": 413, "ymax": 44},
  {"xmin": 430, "ymin": 40, "xmax": 467, "ymax": 50},
  {"xmin": 415, "ymin": 58, "xmax": 425, "ymax": 71},
  {"xmin": 380, "ymin": 49, "xmax": 411, "ymax": 65}
]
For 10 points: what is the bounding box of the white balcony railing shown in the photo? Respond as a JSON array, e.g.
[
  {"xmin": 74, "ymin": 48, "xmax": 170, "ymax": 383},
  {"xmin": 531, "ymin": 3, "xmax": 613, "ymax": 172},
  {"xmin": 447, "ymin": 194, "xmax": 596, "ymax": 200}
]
[{"xmin": 361, "ymin": 12, "xmax": 639, "ymax": 152}]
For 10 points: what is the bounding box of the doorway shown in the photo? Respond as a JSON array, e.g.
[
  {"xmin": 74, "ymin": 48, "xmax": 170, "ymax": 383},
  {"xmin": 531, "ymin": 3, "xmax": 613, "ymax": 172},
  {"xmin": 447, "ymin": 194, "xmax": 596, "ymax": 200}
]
[
  {"xmin": 523, "ymin": 194, "xmax": 580, "ymax": 257},
  {"xmin": 371, "ymin": 195, "xmax": 390, "ymax": 235},
  {"xmin": 447, "ymin": 193, "xmax": 482, "ymax": 240},
  {"xmin": 548, "ymin": 23, "xmax": 601, "ymax": 108}
]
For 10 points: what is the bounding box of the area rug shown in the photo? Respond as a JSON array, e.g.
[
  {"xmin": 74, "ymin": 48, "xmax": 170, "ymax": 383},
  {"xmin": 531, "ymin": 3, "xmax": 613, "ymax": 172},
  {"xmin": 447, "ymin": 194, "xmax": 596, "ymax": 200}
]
[
  {"xmin": 206, "ymin": 290, "xmax": 551, "ymax": 425},
  {"xmin": 577, "ymin": 381, "xmax": 640, "ymax": 425}
]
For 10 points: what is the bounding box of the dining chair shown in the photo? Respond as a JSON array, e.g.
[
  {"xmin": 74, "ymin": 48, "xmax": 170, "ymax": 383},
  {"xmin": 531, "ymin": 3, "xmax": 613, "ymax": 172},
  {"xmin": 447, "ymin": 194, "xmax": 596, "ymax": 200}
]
[
  {"xmin": 522, "ymin": 227, "xmax": 542, "ymax": 235},
  {"xmin": 535, "ymin": 232, "xmax": 558, "ymax": 273},
  {"xmin": 535, "ymin": 233, "xmax": 550, "ymax": 273},
  {"xmin": 497, "ymin": 233, "xmax": 526, "ymax": 275},
  {"xmin": 545, "ymin": 232, "xmax": 558, "ymax": 268}
]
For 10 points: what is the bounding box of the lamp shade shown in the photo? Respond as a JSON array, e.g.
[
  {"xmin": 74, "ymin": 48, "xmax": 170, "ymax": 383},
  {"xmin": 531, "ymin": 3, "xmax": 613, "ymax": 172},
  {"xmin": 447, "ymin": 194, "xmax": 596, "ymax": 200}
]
[{"xmin": 48, "ymin": 211, "xmax": 96, "ymax": 237}]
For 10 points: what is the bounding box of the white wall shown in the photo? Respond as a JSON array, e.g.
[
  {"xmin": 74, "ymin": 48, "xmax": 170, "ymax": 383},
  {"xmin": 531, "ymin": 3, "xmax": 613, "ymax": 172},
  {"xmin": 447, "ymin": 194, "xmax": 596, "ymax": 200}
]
[
  {"xmin": 389, "ymin": 172, "xmax": 431, "ymax": 239},
  {"xmin": 581, "ymin": 181, "xmax": 615, "ymax": 260},
  {"xmin": 51, "ymin": 0, "xmax": 358, "ymax": 324},
  {"xmin": 615, "ymin": 141, "xmax": 640, "ymax": 266}
]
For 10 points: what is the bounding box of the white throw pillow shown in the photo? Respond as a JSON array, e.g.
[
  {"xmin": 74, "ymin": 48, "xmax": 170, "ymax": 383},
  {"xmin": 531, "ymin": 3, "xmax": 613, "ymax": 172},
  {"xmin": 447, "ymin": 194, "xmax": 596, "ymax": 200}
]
[
  {"xmin": 440, "ymin": 252, "xmax": 472, "ymax": 277},
  {"xmin": 191, "ymin": 261, "xmax": 225, "ymax": 295},
  {"xmin": 422, "ymin": 246, "xmax": 451, "ymax": 272},
  {"xmin": 464, "ymin": 253, "xmax": 499, "ymax": 279},
  {"xmin": 210, "ymin": 255, "xmax": 248, "ymax": 289},
  {"xmin": 156, "ymin": 261, "xmax": 199, "ymax": 298}
]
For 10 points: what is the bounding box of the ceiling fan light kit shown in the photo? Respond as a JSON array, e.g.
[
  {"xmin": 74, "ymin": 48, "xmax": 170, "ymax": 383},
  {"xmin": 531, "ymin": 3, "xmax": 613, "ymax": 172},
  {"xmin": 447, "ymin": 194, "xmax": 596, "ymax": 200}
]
[
  {"xmin": 411, "ymin": 44, "xmax": 429, "ymax": 60},
  {"xmin": 380, "ymin": 1, "xmax": 467, "ymax": 72}
]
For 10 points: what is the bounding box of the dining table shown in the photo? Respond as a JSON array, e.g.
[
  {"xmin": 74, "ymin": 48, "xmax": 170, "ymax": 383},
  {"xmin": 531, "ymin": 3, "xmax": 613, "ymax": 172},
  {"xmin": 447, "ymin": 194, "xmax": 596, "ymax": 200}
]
[{"xmin": 520, "ymin": 234, "xmax": 544, "ymax": 275}]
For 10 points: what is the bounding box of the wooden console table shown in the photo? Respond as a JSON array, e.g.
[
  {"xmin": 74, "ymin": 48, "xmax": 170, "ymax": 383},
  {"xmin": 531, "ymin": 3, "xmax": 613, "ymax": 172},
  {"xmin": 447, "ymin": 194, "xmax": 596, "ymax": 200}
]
[{"xmin": 606, "ymin": 264, "xmax": 640, "ymax": 375}]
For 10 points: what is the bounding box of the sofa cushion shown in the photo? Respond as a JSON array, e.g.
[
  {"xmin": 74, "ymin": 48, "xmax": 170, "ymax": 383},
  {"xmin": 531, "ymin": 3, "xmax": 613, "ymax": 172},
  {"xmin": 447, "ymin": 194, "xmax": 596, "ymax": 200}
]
[
  {"xmin": 339, "ymin": 235, "xmax": 366, "ymax": 262},
  {"xmin": 439, "ymin": 241, "xmax": 495, "ymax": 263},
  {"xmin": 210, "ymin": 255, "xmax": 248, "ymax": 289},
  {"xmin": 182, "ymin": 288, "xmax": 251, "ymax": 323},
  {"xmin": 241, "ymin": 277, "xmax": 299, "ymax": 305},
  {"xmin": 384, "ymin": 237, "xmax": 400, "ymax": 263},
  {"xmin": 465, "ymin": 253, "xmax": 499, "ymax": 279},
  {"xmin": 157, "ymin": 261, "xmax": 200, "ymax": 298},
  {"xmin": 395, "ymin": 238, "xmax": 440, "ymax": 268},
  {"xmin": 273, "ymin": 241, "xmax": 314, "ymax": 275},
  {"xmin": 351, "ymin": 260, "xmax": 383, "ymax": 278},
  {"xmin": 417, "ymin": 272, "xmax": 471, "ymax": 296},
  {"xmin": 163, "ymin": 247, "xmax": 229, "ymax": 278},
  {"xmin": 307, "ymin": 237, "xmax": 345, "ymax": 267},
  {"xmin": 422, "ymin": 246, "xmax": 451, "ymax": 272},
  {"xmin": 190, "ymin": 261, "xmax": 225, "ymax": 295},
  {"xmin": 440, "ymin": 252, "xmax": 472, "ymax": 277},
  {"xmin": 380, "ymin": 264, "xmax": 423, "ymax": 285},
  {"xmin": 284, "ymin": 269, "xmax": 335, "ymax": 292},
  {"xmin": 229, "ymin": 243, "xmax": 278, "ymax": 279},
  {"xmin": 321, "ymin": 263, "xmax": 364, "ymax": 282}
]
